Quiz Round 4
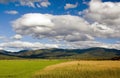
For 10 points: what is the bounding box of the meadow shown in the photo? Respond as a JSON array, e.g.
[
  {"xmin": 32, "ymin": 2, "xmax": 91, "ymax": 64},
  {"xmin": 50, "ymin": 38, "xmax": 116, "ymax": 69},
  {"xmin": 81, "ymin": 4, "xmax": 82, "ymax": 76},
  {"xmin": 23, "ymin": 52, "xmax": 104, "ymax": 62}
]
[
  {"xmin": 0, "ymin": 59, "xmax": 65, "ymax": 78},
  {"xmin": 0, "ymin": 60, "xmax": 120, "ymax": 78},
  {"xmin": 34, "ymin": 61, "xmax": 120, "ymax": 78}
]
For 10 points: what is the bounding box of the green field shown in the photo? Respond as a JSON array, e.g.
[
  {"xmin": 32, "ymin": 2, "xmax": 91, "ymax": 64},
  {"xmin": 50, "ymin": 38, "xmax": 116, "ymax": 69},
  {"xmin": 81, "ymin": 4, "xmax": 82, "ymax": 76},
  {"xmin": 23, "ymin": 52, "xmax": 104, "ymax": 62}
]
[
  {"xmin": 0, "ymin": 60, "xmax": 120, "ymax": 78},
  {"xmin": 0, "ymin": 60, "xmax": 65, "ymax": 78}
]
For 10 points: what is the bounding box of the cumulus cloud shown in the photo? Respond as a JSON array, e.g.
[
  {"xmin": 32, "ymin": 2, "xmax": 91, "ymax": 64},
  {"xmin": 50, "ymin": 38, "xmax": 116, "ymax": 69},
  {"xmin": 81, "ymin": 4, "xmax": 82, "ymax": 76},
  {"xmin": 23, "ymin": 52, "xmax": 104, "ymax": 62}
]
[
  {"xmin": 0, "ymin": 0, "xmax": 51, "ymax": 8},
  {"xmin": 0, "ymin": 47, "xmax": 3, "ymax": 50},
  {"xmin": 1, "ymin": 0, "xmax": 120, "ymax": 50},
  {"xmin": 5, "ymin": 10, "xmax": 18, "ymax": 15},
  {"xmin": 0, "ymin": 41, "xmax": 59, "ymax": 51},
  {"xmin": 84, "ymin": 0, "xmax": 120, "ymax": 32},
  {"xmin": 40, "ymin": 1, "xmax": 51, "ymax": 7},
  {"xmin": 12, "ymin": 12, "xmax": 120, "ymax": 42},
  {"xmin": 64, "ymin": 3, "xmax": 78, "ymax": 10},
  {"xmin": 0, "ymin": 36, "xmax": 5, "ymax": 40},
  {"xmin": 78, "ymin": 11, "xmax": 82, "ymax": 15},
  {"xmin": 9, "ymin": 0, "xmax": 120, "ymax": 50},
  {"xmin": 12, "ymin": 13, "xmax": 94, "ymax": 42},
  {"xmin": 91, "ymin": 22, "xmax": 120, "ymax": 38},
  {"xmin": 65, "ymin": 33, "xmax": 94, "ymax": 42},
  {"xmin": 82, "ymin": 0, "xmax": 120, "ymax": 39},
  {"xmin": 1, "ymin": 40, "xmax": 120, "ymax": 51},
  {"xmin": 66, "ymin": 41, "xmax": 120, "ymax": 50},
  {"xmin": 12, "ymin": 34, "xmax": 22, "ymax": 40},
  {"xmin": 19, "ymin": 0, "xmax": 37, "ymax": 8}
]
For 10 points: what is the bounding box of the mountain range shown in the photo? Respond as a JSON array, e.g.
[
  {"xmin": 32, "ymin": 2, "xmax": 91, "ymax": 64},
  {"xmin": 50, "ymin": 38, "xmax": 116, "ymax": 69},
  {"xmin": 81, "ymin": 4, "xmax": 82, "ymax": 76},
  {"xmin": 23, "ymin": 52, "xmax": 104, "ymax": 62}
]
[{"xmin": 0, "ymin": 47, "xmax": 120, "ymax": 60}]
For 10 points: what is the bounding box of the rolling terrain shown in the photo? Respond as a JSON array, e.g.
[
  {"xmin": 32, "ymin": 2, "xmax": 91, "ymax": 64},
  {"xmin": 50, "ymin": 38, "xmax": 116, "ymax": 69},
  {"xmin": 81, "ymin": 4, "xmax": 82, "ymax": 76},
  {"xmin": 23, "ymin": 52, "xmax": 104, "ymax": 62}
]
[{"xmin": 0, "ymin": 47, "xmax": 120, "ymax": 60}]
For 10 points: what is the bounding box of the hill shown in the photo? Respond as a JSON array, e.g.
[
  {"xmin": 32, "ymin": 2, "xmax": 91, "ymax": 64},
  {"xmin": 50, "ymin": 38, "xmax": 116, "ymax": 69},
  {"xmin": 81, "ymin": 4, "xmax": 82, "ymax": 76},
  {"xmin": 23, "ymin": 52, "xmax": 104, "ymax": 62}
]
[
  {"xmin": 0, "ymin": 50, "xmax": 20, "ymax": 59},
  {"xmin": 0, "ymin": 48, "xmax": 120, "ymax": 60}
]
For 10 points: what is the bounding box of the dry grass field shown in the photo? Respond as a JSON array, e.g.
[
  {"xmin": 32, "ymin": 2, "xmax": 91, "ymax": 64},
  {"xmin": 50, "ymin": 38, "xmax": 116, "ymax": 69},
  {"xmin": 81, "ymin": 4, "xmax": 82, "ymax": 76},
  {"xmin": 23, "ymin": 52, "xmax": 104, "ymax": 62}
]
[{"xmin": 34, "ymin": 61, "xmax": 120, "ymax": 78}]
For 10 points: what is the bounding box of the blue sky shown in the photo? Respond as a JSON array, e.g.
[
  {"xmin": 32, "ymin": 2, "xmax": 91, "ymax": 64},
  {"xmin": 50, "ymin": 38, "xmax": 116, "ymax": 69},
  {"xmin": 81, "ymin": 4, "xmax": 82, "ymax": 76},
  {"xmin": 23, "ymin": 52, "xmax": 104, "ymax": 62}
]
[
  {"xmin": 0, "ymin": 0, "xmax": 120, "ymax": 51},
  {"xmin": 0, "ymin": 0, "xmax": 86, "ymax": 36}
]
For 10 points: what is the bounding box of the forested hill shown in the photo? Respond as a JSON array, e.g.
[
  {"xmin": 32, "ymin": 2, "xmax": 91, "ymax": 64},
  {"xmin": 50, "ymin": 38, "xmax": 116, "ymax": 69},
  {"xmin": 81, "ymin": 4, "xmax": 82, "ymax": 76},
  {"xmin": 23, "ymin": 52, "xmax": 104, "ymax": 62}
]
[{"xmin": 0, "ymin": 48, "xmax": 120, "ymax": 60}]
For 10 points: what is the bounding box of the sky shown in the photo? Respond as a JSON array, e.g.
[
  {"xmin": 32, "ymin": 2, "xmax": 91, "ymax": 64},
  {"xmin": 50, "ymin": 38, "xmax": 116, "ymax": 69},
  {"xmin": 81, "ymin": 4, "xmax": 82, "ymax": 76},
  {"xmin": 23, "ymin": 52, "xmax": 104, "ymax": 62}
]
[{"xmin": 0, "ymin": 0, "xmax": 120, "ymax": 51}]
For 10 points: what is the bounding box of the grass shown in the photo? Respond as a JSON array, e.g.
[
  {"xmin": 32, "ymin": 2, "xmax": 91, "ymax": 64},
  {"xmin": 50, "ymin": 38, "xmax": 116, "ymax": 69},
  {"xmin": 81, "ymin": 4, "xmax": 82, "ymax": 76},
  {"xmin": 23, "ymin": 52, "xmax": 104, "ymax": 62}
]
[
  {"xmin": 34, "ymin": 61, "xmax": 120, "ymax": 78},
  {"xmin": 0, "ymin": 59, "xmax": 65, "ymax": 78},
  {"xmin": 0, "ymin": 60, "xmax": 120, "ymax": 78}
]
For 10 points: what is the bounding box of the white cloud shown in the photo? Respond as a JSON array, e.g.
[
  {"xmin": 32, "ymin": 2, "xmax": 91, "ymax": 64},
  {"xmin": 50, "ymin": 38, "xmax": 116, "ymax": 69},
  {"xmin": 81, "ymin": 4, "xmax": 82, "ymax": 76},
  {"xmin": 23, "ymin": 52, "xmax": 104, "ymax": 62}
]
[
  {"xmin": 64, "ymin": 3, "xmax": 78, "ymax": 10},
  {"xmin": 78, "ymin": 11, "xmax": 82, "ymax": 15},
  {"xmin": 12, "ymin": 13, "xmax": 120, "ymax": 42},
  {"xmin": 10, "ymin": 11, "xmax": 120, "ymax": 50},
  {"xmin": 84, "ymin": 0, "xmax": 120, "ymax": 30},
  {"xmin": 0, "ymin": 47, "xmax": 3, "ymax": 50},
  {"xmin": 19, "ymin": 0, "xmax": 36, "ymax": 8},
  {"xmin": 12, "ymin": 34, "xmax": 22, "ymax": 40},
  {"xmin": 0, "ymin": 41, "xmax": 59, "ymax": 51},
  {"xmin": 12, "ymin": 13, "xmax": 120, "ymax": 41},
  {"xmin": 91, "ymin": 22, "xmax": 120, "ymax": 38},
  {"xmin": 0, "ymin": 36, "xmax": 5, "ymax": 40},
  {"xmin": 40, "ymin": 1, "xmax": 51, "ymax": 7},
  {"xmin": 0, "ymin": 0, "xmax": 51, "ymax": 8},
  {"xmin": 0, "ymin": 40, "xmax": 120, "ymax": 51},
  {"xmin": 5, "ymin": 10, "xmax": 18, "ymax": 15},
  {"xmin": 65, "ymin": 33, "xmax": 94, "ymax": 42},
  {"xmin": 1, "ymin": 0, "xmax": 120, "ymax": 50},
  {"xmin": 66, "ymin": 41, "xmax": 120, "ymax": 50},
  {"xmin": 83, "ymin": 0, "xmax": 120, "ymax": 39},
  {"xmin": 12, "ymin": 13, "xmax": 93, "ymax": 42}
]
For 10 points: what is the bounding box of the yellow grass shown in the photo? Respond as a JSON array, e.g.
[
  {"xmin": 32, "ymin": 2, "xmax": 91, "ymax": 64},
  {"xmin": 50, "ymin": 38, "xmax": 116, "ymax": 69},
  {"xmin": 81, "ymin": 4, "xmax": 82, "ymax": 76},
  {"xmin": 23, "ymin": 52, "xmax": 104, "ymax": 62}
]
[{"xmin": 34, "ymin": 61, "xmax": 120, "ymax": 78}]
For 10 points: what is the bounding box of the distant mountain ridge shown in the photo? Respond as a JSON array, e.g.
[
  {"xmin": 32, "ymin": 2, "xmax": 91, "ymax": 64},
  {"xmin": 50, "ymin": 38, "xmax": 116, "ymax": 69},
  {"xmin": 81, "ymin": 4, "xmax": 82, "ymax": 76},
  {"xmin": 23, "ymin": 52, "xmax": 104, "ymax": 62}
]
[
  {"xmin": 0, "ymin": 50, "xmax": 20, "ymax": 59},
  {"xmin": 0, "ymin": 47, "xmax": 120, "ymax": 60}
]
